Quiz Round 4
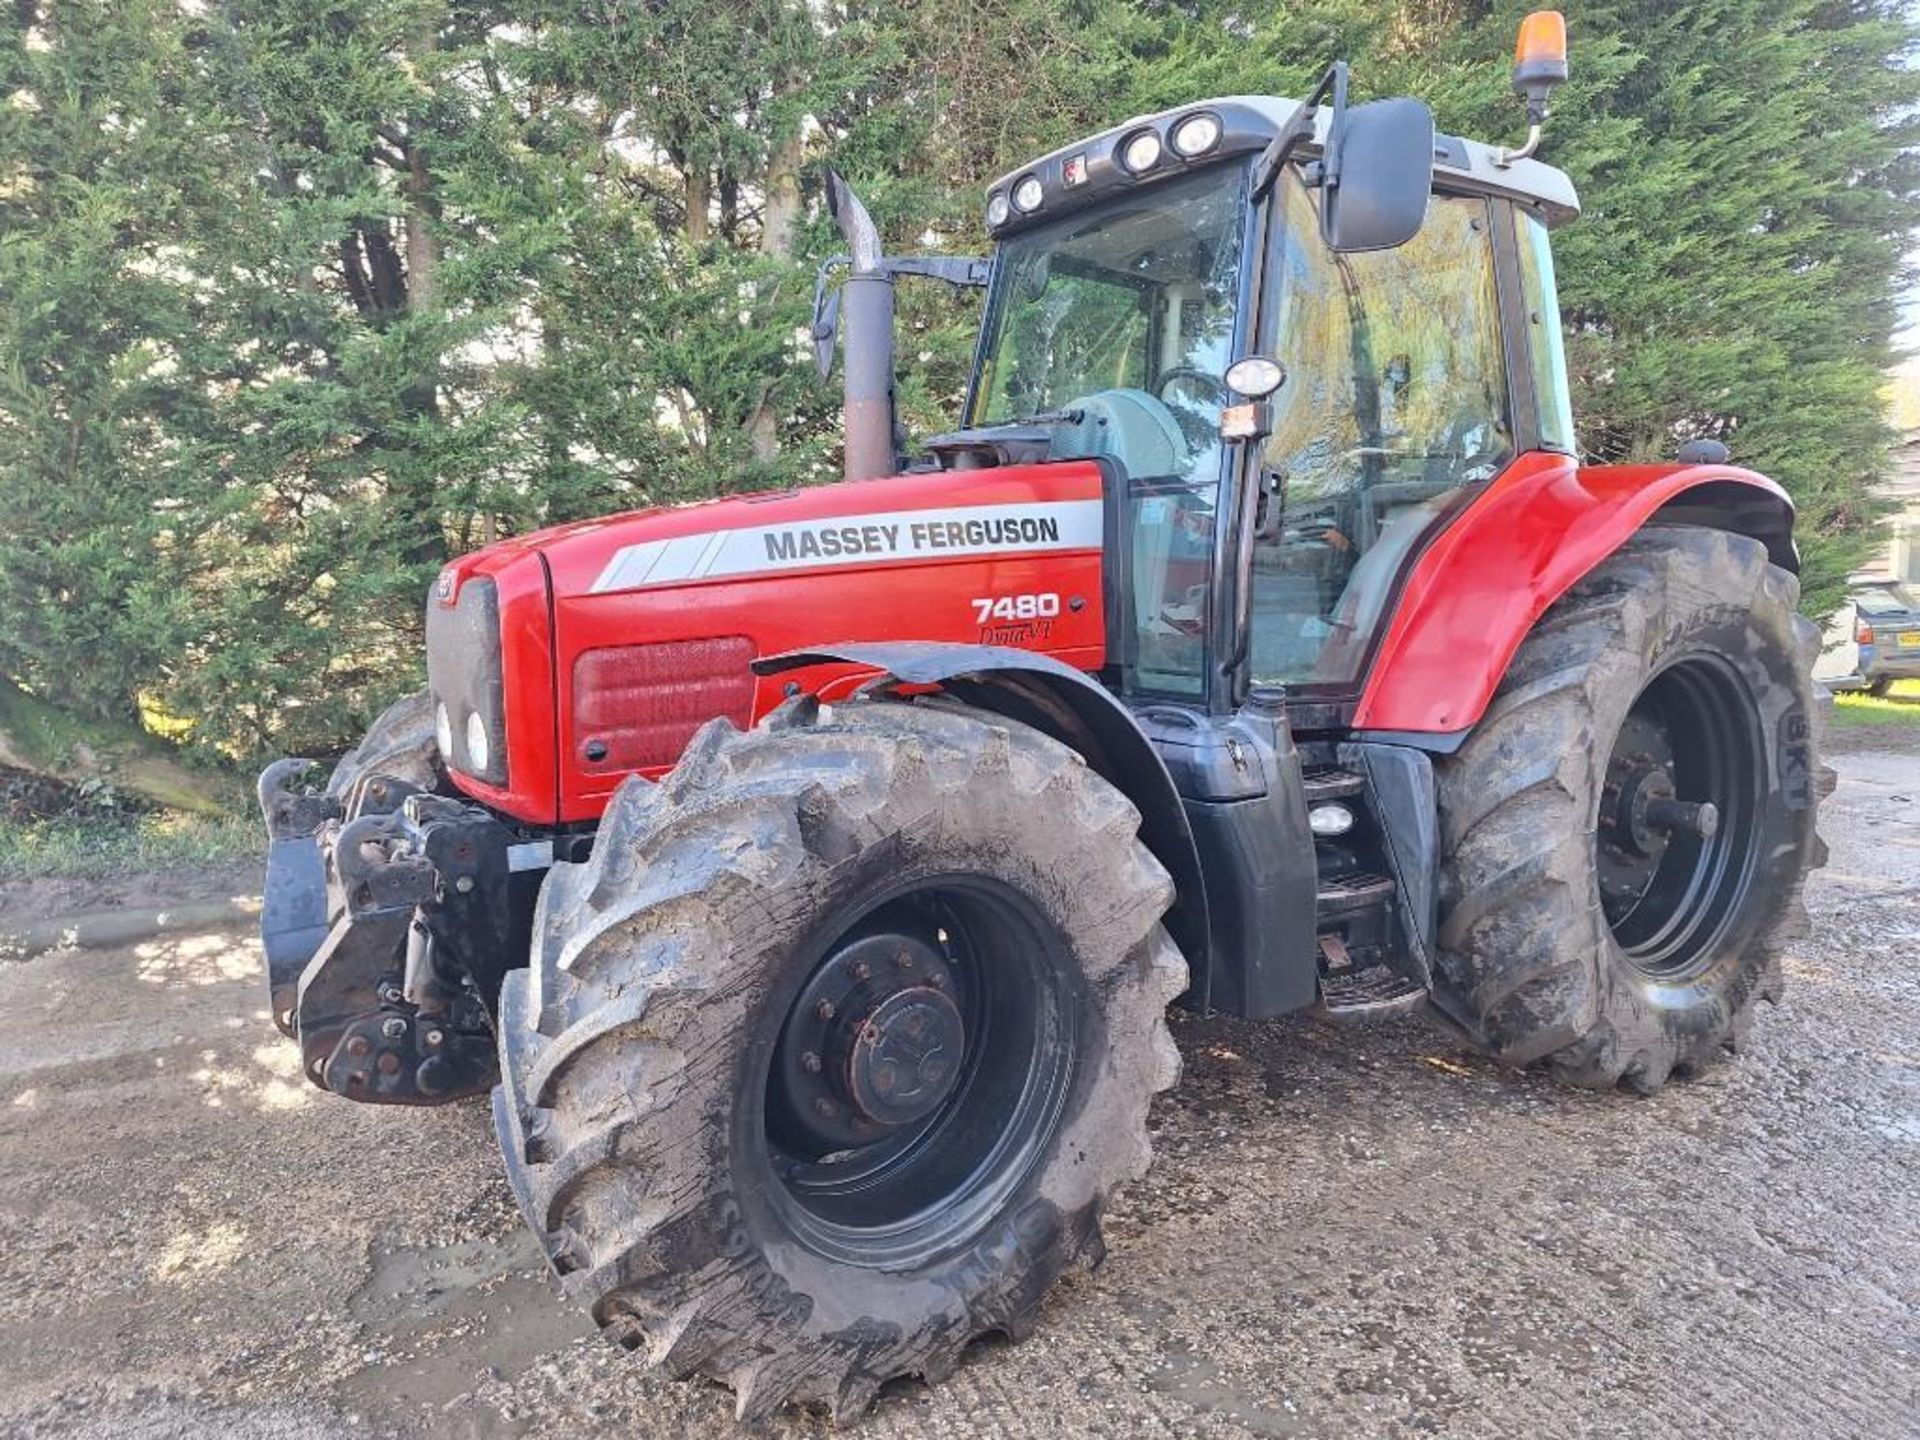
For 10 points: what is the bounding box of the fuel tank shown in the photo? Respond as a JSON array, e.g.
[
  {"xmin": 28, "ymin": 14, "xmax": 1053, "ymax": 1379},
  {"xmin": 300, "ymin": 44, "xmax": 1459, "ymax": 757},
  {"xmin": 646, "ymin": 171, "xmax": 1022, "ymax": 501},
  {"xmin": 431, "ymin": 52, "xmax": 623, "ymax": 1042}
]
[{"xmin": 431, "ymin": 462, "xmax": 1109, "ymax": 825}]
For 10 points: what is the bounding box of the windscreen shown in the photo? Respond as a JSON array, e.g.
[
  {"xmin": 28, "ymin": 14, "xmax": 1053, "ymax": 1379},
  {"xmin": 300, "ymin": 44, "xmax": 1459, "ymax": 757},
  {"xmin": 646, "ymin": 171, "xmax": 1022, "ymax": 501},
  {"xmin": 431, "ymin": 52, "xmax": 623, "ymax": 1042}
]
[{"xmin": 971, "ymin": 164, "xmax": 1250, "ymax": 696}]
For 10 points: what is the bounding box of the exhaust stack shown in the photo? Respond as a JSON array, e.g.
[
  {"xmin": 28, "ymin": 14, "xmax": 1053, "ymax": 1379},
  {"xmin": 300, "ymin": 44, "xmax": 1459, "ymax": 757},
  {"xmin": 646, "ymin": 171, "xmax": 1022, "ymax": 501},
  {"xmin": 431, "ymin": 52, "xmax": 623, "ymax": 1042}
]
[{"xmin": 825, "ymin": 171, "xmax": 897, "ymax": 482}]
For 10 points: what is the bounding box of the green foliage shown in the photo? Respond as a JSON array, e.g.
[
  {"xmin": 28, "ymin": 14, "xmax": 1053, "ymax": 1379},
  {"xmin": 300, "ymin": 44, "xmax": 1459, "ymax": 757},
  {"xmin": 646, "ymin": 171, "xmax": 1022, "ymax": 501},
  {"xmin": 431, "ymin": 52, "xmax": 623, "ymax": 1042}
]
[{"xmin": 1, "ymin": 0, "xmax": 1913, "ymax": 762}]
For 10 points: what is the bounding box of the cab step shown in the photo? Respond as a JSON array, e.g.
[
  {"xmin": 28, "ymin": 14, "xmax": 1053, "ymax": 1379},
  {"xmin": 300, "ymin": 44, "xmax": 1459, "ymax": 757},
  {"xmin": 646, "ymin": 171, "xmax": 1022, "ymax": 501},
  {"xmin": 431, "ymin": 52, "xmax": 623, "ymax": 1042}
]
[
  {"xmin": 1317, "ymin": 958, "xmax": 1429, "ymax": 1020},
  {"xmin": 1314, "ymin": 870, "xmax": 1395, "ymax": 918},
  {"xmin": 1302, "ymin": 766, "xmax": 1366, "ymax": 804}
]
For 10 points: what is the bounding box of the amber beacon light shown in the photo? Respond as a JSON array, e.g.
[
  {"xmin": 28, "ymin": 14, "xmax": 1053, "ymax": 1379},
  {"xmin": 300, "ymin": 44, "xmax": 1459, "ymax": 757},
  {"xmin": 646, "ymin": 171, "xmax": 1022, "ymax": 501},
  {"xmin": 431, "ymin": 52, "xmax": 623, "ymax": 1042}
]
[{"xmin": 1498, "ymin": 10, "xmax": 1569, "ymax": 166}]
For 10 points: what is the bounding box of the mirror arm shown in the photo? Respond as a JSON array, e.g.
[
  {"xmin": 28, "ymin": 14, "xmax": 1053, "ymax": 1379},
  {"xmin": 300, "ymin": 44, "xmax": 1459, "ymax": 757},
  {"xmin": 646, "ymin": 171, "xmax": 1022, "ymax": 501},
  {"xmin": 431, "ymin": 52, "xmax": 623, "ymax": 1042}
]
[
  {"xmin": 879, "ymin": 256, "xmax": 991, "ymax": 289},
  {"xmin": 1251, "ymin": 60, "xmax": 1347, "ymax": 201},
  {"xmin": 812, "ymin": 254, "xmax": 991, "ymax": 380}
]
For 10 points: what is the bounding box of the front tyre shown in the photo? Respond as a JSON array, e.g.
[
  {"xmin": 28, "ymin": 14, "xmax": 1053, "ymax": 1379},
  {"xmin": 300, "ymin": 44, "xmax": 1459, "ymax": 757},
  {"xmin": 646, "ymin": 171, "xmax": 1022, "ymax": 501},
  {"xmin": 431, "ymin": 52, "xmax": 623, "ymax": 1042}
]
[
  {"xmin": 1431, "ymin": 527, "xmax": 1830, "ymax": 1092},
  {"xmin": 492, "ymin": 698, "xmax": 1185, "ymax": 1422}
]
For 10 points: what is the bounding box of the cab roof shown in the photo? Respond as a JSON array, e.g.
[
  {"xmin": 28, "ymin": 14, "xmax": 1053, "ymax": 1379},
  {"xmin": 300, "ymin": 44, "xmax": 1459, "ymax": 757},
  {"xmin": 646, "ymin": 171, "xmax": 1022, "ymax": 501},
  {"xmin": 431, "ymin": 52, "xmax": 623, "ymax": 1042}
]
[{"xmin": 984, "ymin": 94, "xmax": 1580, "ymax": 239}]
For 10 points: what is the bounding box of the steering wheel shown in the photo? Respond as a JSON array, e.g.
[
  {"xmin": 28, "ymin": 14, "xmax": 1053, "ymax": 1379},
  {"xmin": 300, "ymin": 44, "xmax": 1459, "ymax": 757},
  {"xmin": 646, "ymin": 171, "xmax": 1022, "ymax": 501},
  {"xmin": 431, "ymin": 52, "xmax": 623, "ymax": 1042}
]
[{"xmin": 1155, "ymin": 366, "xmax": 1227, "ymax": 405}]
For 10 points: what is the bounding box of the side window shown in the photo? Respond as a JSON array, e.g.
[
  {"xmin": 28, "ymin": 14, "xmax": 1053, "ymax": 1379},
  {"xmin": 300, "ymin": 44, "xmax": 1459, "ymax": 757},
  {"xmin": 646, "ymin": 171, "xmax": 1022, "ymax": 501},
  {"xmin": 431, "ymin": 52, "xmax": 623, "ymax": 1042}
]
[
  {"xmin": 1515, "ymin": 210, "xmax": 1577, "ymax": 453},
  {"xmin": 1249, "ymin": 182, "xmax": 1510, "ymax": 691}
]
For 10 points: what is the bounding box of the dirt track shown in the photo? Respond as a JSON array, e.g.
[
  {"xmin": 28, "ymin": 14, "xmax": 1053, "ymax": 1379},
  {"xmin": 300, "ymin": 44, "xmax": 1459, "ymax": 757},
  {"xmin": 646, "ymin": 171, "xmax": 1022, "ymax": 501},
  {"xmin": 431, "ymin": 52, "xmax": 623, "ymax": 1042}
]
[{"xmin": 2, "ymin": 744, "xmax": 1915, "ymax": 1439}]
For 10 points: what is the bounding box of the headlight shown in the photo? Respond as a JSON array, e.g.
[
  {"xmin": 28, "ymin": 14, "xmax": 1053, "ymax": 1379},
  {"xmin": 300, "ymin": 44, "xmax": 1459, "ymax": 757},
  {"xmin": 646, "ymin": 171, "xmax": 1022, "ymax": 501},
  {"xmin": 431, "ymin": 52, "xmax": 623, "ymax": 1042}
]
[
  {"xmin": 465, "ymin": 710, "xmax": 491, "ymax": 776},
  {"xmin": 1010, "ymin": 175, "xmax": 1044, "ymax": 213},
  {"xmin": 425, "ymin": 573, "xmax": 509, "ymax": 786},
  {"xmin": 1120, "ymin": 129, "xmax": 1163, "ymax": 174},
  {"xmin": 1170, "ymin": 112, "xmax": 1222, "ymax": 158},
  {"xmin": 986, "ymin": 191, "xmax": 1010, "ymax": 228}
]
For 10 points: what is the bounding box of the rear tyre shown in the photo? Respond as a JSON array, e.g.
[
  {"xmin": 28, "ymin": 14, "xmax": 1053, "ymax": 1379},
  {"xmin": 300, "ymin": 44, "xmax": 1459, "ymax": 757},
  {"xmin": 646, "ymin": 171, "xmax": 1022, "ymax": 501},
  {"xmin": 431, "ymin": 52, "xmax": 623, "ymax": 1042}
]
[
  {"xmin": 1867, "ymin": 675, "xmax": 1894, "ymax": 698},
  {"xmin": 1430, "ymin": 527, "xmax": 1831, "ymax": 1092},
  {"xmin": 492, "ymin": 697, "xmax": 1185, "ymax": 1421}
]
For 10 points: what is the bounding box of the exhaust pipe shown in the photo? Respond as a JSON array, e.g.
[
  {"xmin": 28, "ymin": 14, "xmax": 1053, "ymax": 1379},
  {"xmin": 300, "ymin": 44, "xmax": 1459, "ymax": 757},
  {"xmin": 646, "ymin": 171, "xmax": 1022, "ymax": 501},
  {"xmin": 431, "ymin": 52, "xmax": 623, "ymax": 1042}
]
[{"xmin": 825, "ymin": 171, "xmax": 896, "ymax": 482}]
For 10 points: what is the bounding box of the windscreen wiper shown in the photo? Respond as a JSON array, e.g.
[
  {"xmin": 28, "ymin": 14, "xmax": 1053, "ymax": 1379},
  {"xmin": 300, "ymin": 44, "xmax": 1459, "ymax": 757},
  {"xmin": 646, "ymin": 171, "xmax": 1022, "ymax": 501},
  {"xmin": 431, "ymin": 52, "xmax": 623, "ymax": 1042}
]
[{"xmin": 964, "ymin": 409, "xmax": 1084, "ymax": 432}]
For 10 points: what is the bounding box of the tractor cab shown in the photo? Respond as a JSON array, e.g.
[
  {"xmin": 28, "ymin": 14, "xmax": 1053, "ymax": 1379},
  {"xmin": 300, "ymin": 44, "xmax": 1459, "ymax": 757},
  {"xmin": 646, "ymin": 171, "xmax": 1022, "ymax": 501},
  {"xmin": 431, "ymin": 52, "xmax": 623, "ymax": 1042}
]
[{"xmin": 941, "ymin": 88, "xmax": 1580, "ymax": 719}]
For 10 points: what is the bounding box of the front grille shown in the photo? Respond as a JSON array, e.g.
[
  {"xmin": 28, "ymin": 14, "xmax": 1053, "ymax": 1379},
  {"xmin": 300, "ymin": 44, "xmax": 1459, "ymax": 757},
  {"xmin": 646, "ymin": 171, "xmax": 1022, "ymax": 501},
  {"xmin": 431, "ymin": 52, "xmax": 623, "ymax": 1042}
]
[{"xmin": 571, "ymin": 637, "xmax": 756, "ymax": 774}]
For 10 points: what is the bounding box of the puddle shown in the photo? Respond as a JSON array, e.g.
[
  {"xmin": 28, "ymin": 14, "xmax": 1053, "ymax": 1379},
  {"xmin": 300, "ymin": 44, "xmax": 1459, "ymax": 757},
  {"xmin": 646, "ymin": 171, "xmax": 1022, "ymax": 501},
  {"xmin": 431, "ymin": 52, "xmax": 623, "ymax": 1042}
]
[{"xmin": 334, "ymin": 1231, "xmax": 595, "ymax": 1430}]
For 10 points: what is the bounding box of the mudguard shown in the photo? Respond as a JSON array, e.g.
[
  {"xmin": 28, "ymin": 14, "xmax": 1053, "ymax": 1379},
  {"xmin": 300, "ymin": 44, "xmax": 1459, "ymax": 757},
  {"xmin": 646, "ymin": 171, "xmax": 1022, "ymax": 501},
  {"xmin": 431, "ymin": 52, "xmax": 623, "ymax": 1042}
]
[
  {"xmin": 755, "ymin": 642, "xmax": 1211, "ymax": 977},
  {"xmin": 1353, "ymin": 454, "xmax": 1797, "ymax": 739}
]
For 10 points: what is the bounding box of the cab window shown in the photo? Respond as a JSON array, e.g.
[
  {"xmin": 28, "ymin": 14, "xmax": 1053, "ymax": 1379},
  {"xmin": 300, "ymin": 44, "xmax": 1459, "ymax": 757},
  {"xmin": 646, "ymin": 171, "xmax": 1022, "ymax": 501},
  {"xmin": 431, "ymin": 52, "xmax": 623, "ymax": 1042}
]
[
  {"xmin": 1516, "ymin": 210, "xmax": 1577, "ymax": 453},
  {"xmin": 1250, "ymin": 180, "xmax": 1510, "ymax": 692}
]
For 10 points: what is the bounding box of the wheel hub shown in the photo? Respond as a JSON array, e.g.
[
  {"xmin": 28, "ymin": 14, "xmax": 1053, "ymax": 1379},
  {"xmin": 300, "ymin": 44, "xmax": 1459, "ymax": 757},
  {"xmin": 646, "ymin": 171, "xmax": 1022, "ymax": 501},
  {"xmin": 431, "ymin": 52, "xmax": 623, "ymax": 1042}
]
[
  {"xmin": 845, "ymin": 985, "xmax": 964, "ymax": 1126},
  {"xmin": 773, "ymin": 931, "xmax": 963, "ymax": 1152}
]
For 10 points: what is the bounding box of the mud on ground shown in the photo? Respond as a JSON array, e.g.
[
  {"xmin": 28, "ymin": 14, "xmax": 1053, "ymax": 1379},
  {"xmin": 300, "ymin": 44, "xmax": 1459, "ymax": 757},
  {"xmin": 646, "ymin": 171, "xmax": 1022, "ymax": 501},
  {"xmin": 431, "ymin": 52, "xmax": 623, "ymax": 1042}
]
[{"xmin": 0, "ymin": 749, "xmax": 1914, "ymax": 1439}]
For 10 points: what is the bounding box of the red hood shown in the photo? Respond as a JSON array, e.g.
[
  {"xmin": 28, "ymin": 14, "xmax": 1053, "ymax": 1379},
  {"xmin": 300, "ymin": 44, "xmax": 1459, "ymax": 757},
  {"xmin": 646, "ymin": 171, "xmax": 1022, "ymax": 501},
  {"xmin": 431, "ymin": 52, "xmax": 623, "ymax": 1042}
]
[{"xmin": 435, "ymin": 461, "xmax": 1112, "ymax": 824}]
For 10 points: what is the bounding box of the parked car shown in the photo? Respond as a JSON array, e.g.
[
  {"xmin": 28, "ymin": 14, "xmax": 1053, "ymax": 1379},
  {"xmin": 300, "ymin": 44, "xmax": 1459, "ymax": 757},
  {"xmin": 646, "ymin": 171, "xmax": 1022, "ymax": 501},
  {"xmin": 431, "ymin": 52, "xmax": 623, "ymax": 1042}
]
[{"xmin": 1815, "ymin": 583, "xmax": 1920, "ymax": 694}]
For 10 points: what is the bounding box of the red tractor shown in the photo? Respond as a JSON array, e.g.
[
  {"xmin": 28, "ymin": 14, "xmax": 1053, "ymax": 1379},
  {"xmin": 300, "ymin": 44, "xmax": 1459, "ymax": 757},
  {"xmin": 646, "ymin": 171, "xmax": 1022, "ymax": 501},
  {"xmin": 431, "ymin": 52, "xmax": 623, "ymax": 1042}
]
[{"xmin": 258, "ymin": 15, "xmax": 1828, "ymax": 1423}]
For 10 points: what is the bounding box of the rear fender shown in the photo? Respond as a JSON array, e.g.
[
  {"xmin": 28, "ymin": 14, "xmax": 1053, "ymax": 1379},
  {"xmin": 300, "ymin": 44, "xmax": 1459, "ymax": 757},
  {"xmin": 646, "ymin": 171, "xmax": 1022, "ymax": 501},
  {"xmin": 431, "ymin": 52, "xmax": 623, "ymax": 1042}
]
[
  {"xmin": 755, "ymin": 642, "xmax": 1211, "ymax": 978},
  {"xmin": 1353, "ymin": 455, "xmax": 1798, "ymax": 738}
]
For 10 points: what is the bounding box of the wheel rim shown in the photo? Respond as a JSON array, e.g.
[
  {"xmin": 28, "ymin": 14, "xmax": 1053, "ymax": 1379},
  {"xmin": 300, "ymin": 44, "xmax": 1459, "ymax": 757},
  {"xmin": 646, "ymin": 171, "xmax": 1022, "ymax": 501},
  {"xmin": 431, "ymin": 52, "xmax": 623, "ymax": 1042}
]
[
  {"xmin": 761, "ymin": 876, "xmax": 1076, "ymax": 1268},
  {"xmin": 1596, "ymin": 654, "xmax": 1765, "ymax": 980}
]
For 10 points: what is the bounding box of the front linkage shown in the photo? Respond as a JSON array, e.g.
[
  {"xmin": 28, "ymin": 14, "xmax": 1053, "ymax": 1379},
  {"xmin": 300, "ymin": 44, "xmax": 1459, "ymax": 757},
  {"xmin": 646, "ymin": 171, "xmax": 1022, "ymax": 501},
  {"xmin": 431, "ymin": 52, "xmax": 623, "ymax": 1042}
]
[{"xmin": 257, "ymin": 758, "xmax": 536, "ymax": 1104}]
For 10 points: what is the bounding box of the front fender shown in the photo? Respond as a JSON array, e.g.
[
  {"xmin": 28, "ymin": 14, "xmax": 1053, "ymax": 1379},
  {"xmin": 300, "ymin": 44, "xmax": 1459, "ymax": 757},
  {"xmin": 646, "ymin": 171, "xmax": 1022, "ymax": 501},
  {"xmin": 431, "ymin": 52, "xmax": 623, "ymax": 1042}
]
[
  {"xmin": 755, "ymin": 642, "xmax": 1210, "ymax": 977},
  {"xmin": 1353, "ymin": 454, "xmax": 1797, "ymax": 737}
]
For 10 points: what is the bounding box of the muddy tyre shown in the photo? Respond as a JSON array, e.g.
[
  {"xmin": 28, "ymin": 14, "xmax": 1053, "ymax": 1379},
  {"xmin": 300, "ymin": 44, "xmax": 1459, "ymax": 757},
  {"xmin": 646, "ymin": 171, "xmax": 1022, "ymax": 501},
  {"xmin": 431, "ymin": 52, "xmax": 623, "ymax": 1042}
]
[
  {"xmin": 1431, "ymin": 526, "xmax": 1830, "ymax": 1091},
  {"xmin": 326, "ymin": 690, "xmax": 444, "ymax": 802},
  {"xmin": 491, "ymin": 697, "xmax": 1185, "ymax": 1422}
]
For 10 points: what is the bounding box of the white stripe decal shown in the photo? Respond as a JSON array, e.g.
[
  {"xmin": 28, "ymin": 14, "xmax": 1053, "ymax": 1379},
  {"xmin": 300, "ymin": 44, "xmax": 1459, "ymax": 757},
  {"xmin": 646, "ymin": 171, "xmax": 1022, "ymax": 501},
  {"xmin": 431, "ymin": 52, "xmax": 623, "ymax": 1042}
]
[{"xmin": 589, "ymin": 500, "xmax": 1103, "ymax": 595}]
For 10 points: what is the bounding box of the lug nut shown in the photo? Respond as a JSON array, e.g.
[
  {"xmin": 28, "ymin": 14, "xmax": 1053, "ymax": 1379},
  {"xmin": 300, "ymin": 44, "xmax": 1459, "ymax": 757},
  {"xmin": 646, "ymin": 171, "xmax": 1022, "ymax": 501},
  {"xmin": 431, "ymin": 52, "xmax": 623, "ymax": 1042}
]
[
  {"xmin": 815, "ymin": 1000, "xmax": 835, "ymax": 1021},
  {"xmin": 345, "ymin": 1036, "xmax": 370, "ymax": 1058},
  {"xmin": 455, "ymin": 875, "xmax": 475, "ymax": 894},
  {"xmin": 381, "ymin": 1016, "xmax": 407, "ymax": 1040},
  {"xmin": 895, "ymin": 950, "xmax": 915, "ymax": 969},
  {"xmin": 801, "ymin": 1051, "xmax": 822, "ymax": 1074},
  {"xmin": 850, "ymin": 960, "xmax": 871, "ymax": 981},
  {"xmin": 812, "ymin": 1097, "xmax": 836, "ymax": 1118}
]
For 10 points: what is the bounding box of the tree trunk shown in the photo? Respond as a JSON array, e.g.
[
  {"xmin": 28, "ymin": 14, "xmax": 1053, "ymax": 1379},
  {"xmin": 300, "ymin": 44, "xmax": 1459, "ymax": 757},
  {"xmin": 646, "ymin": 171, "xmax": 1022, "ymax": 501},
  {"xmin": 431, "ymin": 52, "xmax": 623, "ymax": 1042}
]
[
  {"xmin": 746, "ymin": 128, "xmax": 806, "ymax": 463},
  {"xmin": 403, "ymin": 138, "xmax": 438, "ymax": 313},
  {"xmin": 685, "ymin": 167, "xmax": 711, "ymax": 243},
  {"xmin": 760, "ymin": 129, "xmax": 804, "ymax": 259}
]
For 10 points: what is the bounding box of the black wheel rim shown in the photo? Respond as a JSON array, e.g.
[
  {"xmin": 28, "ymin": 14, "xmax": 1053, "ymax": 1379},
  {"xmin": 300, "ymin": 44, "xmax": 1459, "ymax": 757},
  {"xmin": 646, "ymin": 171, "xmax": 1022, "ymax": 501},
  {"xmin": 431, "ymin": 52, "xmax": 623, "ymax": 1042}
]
[
  {"xmin": 1596, "ymin": 654, "xmax": 1765, "ymax": 980},
  {"xmin": 760, "ymin": 876, "xmax": 1076, "ymax": 1269}
]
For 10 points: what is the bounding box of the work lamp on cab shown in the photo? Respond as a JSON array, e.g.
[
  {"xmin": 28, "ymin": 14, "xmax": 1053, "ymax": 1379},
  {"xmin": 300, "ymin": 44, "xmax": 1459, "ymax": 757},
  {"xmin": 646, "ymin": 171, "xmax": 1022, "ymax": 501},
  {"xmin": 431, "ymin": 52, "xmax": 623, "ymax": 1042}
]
[
  {"xmin": 1170, "ymin": 112, "xmax": 1222, "ymax": 158},
  {"xmin": 1226, "ymin": 355, "xmax": 1286, "ymax": 398},
  {"xmin": 985, "ymin": 191, "xmax": 1010, "ymax": 228},
  {"xmin": 1119, "ymin": 128, "xmax": 1163, "ymax": 174},
  {"xmin": 1010, "ymin": 175, "xmax": 1044, "ymax": 213}
]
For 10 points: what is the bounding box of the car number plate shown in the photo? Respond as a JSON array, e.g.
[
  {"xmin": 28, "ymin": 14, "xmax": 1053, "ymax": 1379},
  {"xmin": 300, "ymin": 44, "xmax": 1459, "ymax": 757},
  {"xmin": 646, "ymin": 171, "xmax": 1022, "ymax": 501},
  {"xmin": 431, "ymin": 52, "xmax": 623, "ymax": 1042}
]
[{"xmin": 1899, "ymin": 630, "xmax": 1920, "ymax": 648}]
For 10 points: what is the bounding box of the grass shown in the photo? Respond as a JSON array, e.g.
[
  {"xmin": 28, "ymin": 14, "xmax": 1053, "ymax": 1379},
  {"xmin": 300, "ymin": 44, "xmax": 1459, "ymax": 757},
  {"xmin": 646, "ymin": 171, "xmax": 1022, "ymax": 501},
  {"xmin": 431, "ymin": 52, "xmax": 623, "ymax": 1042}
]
[
  {"xmin": 0, "ymin": 808, "xmax": 258, "ymax": 880},
  {"xmin": 1831, "ymin": 678, "xmax": 1920, "ymax": 729}
]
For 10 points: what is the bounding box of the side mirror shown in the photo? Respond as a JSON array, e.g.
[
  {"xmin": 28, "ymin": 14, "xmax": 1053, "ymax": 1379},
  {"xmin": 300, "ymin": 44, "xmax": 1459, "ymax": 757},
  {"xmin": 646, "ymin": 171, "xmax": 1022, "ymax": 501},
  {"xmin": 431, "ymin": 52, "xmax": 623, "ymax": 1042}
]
[{"xmin": 1321, "ymin": 97, "xmax": 1435, "ymax": 253}]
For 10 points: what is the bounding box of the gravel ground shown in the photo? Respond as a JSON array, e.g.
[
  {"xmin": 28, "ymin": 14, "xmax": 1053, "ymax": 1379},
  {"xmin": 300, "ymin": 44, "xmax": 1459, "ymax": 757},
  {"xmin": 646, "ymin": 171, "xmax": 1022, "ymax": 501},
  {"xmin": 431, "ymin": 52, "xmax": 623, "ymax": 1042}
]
[{"xmin": 0, "ymin": 747, "xmax": 1914, "ymax": 1439}]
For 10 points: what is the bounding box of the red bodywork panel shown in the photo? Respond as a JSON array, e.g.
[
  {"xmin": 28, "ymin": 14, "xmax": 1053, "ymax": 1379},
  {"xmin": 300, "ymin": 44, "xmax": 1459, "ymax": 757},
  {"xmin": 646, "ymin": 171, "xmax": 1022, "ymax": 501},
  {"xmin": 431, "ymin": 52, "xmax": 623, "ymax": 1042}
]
[
  {"xmin": 1352, "ymin": 453, "xmax": 1794, "ymax": 735},
  {"xmin": 433, "ymin": 464, "xmax": 1107, "ymax": 824}
]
